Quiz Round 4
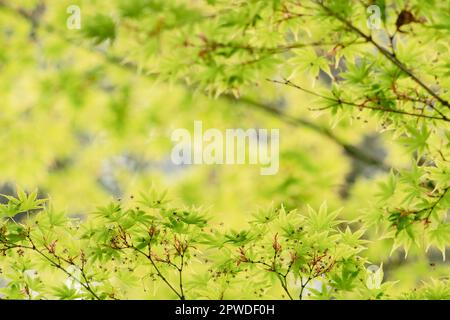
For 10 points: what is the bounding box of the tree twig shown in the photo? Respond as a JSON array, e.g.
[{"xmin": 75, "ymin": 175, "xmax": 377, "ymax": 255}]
[{"xmin": 315, "ymin": 0, "xmax": 450, "ymax": 111}]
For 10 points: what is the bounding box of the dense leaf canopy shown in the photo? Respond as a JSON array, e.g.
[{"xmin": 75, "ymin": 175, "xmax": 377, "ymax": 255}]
[{"xmin": 0, "ymin": 0, "xmax": 449, "ymax": 300}]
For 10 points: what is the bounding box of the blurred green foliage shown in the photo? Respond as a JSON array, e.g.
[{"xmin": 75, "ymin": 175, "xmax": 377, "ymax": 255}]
[{"xmin": 0, "ymin": 0, "xmax": 449, "ymax": 299}]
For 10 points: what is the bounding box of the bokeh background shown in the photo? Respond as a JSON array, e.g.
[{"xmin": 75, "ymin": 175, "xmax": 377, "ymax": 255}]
[{"xmin": 0, "ymin": 0, "xmax": 448, "ymax": 296}]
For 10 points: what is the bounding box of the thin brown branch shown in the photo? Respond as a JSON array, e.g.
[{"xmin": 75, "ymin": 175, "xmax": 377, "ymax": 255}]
[
  {"xmin": 127, "ymin": 243, "xmax": 184, "ymax": 300},
  {"xmin": 271, "ymin": 78, "xmax": 449, "ymax": 122},
  {"xmin": 3, "ymin": 236, "xmax": 102, "ymax": 300},
  {"xmin": 315, "ymin": 1, "xmax": 450, "ymax": 111}
]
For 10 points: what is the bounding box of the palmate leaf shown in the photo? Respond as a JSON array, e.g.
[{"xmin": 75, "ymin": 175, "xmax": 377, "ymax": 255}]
[
  {"xmin": 331, "ymin": 259, "xmax": 361, "ymax": 291},
  {"xmin": 426, "ymin": 162, "xmax": 450, "ymax": 191},
  {"xmin": 308, "ymin": 282, "xmax": 334, "ymax": 300},
  {"xmin": 89, "ymin": 246, "xmax": 121, "ymax": 263},
  {"xmin": 128, "ymin": 209, "xmax": 156, "ymax": 226},
  {"xmin": 305, "ymin": 202, "xmax": 341, "ymax": 232},
  {"xmin": 339, "ymin": 226, "xmax": 368, "ymax": 250},
  {"xmin": 399, "ymin": 164, "xmax": 427, "ymax": 205},
  {"xmin": 197, "ymin": 230, "xmax": 228, "ymax": 248},
  {"xmin": 15, "ymin": 188, "xmax": 46, "ymax": 212},
  {"xmin": 0, "ymin": 187, "xmax": 45, "ymax": 218},
  {"xmin": 38, "ymin": 206, "xmax": 68, "ymax": 228},
  {"xmin": 399, "ymin": 125, "xmax": 431, "ymax": 155},
  {"xmin": 177, "ymin": 211, "xmax": 208, "ymax": 227},
  {"xmin": 0, "ymin": 202, "xmax": 21, "ymax": 219},
  {"xmin": 161, "ymin": 208, "xmax": 209, "ymax": 228},
  {"xmin": 52, "ymin": 284, "xmax": 82, "ymax": 300},
  {"xmin": 4, "ymin": 224, "xmax": 28, "ymax": 243},
  {"xmin": 418, "ymin": 279, "xmax": 450, "ymax": 300},
  {"xmin": 375, "ymin": 173, "xmax": 397, "ymax": 202},
  {"xmin": 362, "ymin": 207, "xmax": 386, "ymax": 231},
  {"xmin": 94, "ymin": 203, "xmax": 123, "ymax": 222},
  {"xmin": 119, "ymin": 0, "xmax": 159, "ymax": 18},
  {"xmin": 341, "ymin": 59, "xmax": 373, "ymax": 85},
  {"xmin": 289, "ymin": 47, "xmax": 333, "ymax": 84},
  {"xmin": 250, "ymin": 204, "xmax": 280, "ymax": 225},
  {"xmin": 82, "ymin": 14, "xmax": 116, "ymax": 45},
  {"xmin": 138, "ymin": 189, "xmax": 169, "ymax": 209},
  {"xmin": 224, "ymin": 230, "xmax": 257, "ymax": 246},
  {"xmin": 390, "ymin": 227, "xmax": 418, "ymax": 258},
  {"xmin": 428, "ymin": 223, "xmax": 450, "ymax": 260},
  {"xmin": 404, "ymin": 279, "xmax": 450, "ymax": 300}
]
